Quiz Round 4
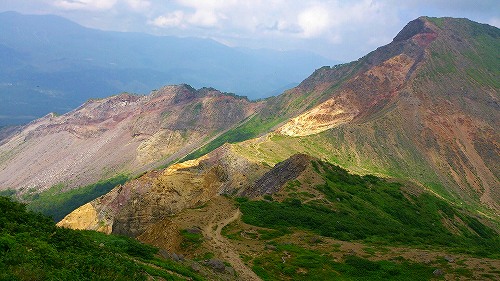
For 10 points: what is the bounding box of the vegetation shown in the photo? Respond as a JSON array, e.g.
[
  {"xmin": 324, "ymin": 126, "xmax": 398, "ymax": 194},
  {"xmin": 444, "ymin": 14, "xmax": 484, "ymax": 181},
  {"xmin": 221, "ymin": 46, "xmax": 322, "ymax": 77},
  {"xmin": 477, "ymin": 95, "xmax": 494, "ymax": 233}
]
[
  {"xmin": 252, "ymin": 243, "xmax": 435, "ymax": 281},
  {"xmin": 182, "ymin": 114, "xmax": 286, "ymax": 161},
  {"xmin": 180, "ymin": 229, "xmax": 204, "ymax": 250},
  {"xmin": 23, "ymin": 174, "xmax": 129, "ymax": 221},
  {"xmin": 239, "ymin": 161, "xmax": 500, "ymax": 258},
  {"xmin": 0, "ymin": 196, "xmax": 204, "ymax": 280},
  {"xmin": 0, "ymin": 189, "xmax": 16, "ymax": 197}
]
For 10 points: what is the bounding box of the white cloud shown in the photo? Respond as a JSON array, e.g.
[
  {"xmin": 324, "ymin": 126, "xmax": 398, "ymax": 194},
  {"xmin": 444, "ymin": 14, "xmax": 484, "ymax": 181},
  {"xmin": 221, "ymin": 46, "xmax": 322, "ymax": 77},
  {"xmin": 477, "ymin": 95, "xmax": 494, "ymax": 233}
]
[
  {"xmin": 189, "ymin": 9, "xmax": 220, "ymax": 27},
  {"xmin": 11, "ymin": 0, "xmax": 497, "ymax": 61},
  {"xmin": 126, "ymin": 0, "xmax": 151, "ymax": 10},
  {"xmin": 53, "ymin": 0, "xmax": 117, "ymax": 11},
  {"xmin": 298, "ymin": 6, "xmax": 330, "ymax": 38},
  {"xmin": 176, "ymin": 0, "xmax": 238, "ymax": 11},
  {"xmin": 151, "ymin": 11, "xmax": 185, "ymax": 28}
]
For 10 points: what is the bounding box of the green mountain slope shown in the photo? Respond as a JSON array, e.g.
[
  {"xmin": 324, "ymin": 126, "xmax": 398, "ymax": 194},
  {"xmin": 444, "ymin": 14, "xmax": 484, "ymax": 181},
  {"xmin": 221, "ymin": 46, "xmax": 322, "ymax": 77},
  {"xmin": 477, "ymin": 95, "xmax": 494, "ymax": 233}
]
[
  {"xmin": 204, "ymin": 16, "xmax": 500, "ymax": 212},
  {"xmin": 239, "ymin": 156, "xmax": 500, "ymax": 257},
  {"xmin": 0, "ymin": 196, "xmax": 206, "ymax": 281},
  {"xmin": 128, "ymin": 154, "xmax": 500, "ymax": 280},
  {"xmin": 231, "ymin": 155, "xmax": 500, "ymax": 280}
]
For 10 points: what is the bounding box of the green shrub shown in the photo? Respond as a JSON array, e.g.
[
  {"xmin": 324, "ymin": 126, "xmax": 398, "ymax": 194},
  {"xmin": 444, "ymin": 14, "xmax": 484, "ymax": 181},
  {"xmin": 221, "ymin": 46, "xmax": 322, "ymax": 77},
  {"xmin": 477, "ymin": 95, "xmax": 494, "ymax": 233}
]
[
  {"xmin": 0, "ymin": 196, "xmax": 204, "ymax": 281},
  {"xmin": 239, "ymin": 161, "xmax": 500, "ymax": 257},
  {"xmin": 26, "ymin": 174, "xmax": 129, "ymax": 221}
]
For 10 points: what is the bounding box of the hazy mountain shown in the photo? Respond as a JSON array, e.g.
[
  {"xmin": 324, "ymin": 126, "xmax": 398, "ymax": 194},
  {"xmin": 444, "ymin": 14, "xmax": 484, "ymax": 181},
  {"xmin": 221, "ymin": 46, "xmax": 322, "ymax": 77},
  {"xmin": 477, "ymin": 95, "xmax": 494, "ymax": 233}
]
[{"xmin": 0, "ymin": 11, "xmax": 336, "ymax": 126}]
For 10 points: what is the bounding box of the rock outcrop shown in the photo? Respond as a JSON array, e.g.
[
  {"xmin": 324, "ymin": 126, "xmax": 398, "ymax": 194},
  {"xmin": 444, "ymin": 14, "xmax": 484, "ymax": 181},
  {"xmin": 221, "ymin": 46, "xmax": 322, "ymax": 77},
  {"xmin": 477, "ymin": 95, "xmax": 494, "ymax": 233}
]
[{"xmin": 58, "ymin": 144, "xmax": 270, "ymax": 237}]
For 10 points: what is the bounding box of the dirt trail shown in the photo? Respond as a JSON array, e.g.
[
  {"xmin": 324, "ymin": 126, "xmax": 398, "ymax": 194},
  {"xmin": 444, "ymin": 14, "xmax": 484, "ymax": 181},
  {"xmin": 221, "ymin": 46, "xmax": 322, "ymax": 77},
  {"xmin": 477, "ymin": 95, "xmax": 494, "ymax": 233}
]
[{"xmin": 204, "ymin": 209, "xmax": 262, "ymax": 281}]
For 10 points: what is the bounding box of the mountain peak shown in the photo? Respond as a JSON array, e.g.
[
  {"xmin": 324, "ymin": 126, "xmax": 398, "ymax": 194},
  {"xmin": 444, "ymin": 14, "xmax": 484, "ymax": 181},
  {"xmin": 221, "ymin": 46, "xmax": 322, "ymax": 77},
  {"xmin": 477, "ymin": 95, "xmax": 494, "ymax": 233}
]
[
  {"xmin": 149, "ymin": 84, "xmax": 197, "ymax": 102},
  {"xmin": 391, "ymin": 17, "xmax": 439, "ymax": 48}
]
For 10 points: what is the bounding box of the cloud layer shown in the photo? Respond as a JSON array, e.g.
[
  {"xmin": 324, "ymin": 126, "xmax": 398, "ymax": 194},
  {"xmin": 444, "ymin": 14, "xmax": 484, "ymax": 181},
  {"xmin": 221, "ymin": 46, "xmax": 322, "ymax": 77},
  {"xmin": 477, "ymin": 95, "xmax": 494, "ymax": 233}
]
[{"xmin": 0, "ymin": 0, "xmax": 498, "ymax": 61}]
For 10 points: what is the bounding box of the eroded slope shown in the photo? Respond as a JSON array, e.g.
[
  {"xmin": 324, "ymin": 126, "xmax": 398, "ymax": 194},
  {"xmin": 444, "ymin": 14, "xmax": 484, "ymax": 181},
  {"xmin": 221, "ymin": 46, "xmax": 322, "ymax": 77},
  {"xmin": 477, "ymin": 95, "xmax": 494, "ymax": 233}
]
[{"xmin": 0, "ymin": 85, "xmax": 261, "ymax": 194}]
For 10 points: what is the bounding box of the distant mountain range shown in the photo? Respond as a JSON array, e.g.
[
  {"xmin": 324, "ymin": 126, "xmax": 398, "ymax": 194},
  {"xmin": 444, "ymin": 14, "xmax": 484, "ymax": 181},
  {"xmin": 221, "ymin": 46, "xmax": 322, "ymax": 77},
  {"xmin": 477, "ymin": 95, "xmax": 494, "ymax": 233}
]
[{"xmin": 0, "ymin": 11, "xmax": 336, "ymax": 126}]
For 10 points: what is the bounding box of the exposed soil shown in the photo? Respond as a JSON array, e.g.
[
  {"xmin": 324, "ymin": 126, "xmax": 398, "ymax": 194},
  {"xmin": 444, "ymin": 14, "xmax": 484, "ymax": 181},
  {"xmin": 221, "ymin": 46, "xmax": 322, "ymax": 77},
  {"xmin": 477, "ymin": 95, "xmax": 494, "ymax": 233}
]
[
  {"xmin": 138, "ymin": 196, "xmax": 262, "ymax": 280},
  {"xmin": 203, "ymin": 209, "xmax": 262, "ymax": 281}
]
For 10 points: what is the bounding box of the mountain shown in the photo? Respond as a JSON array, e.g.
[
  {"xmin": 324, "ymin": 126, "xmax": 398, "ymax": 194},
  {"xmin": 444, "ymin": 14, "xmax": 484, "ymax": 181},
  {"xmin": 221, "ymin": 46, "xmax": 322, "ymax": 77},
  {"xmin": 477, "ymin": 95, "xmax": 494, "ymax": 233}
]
[
  {"xmin": 2, "ymin": 15, "xmax": 500, "ymax": 280},
  {"xmin": 0, "ymin": 196, "xmax": 225, "ymax": 280},
  {"xmin": 59, "ymin": 153, "xmax": 500, "ymax": 280},
  {"xmin": 0, "ymin": 85, "xmax": 260, "ymax": 196},
  {"xmin": 0, "ymin": 11, "xmax": 336, "ymax": 126},
  {"xmin": 1, "ymin": 16, "xmax": 497, "ymax": 217},
  {"xmin": 7, "ymin": 159, "xmax": 500, "ymax": 280},
  {"xmin": 185, "ymin": 16, "xmax": 500, "ymax": 211}
]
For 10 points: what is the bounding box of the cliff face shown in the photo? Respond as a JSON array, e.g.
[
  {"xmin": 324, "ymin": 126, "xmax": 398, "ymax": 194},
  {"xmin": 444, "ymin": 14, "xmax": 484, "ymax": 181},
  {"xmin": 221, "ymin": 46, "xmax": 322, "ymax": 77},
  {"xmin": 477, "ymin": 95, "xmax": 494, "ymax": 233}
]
[{"xmin": 0, "ymin": 85, "xmax": 261, "ymax": 193}]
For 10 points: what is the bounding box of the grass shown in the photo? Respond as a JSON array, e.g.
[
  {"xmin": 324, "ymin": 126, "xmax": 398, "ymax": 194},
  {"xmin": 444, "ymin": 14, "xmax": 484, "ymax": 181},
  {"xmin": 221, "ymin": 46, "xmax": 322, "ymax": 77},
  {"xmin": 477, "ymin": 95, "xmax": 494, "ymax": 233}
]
[
  {"xmin": 239, "ymin": 160, "xmax": 500, "ymax": 258},
  {"xmin": 252, "ymin": 243, "xmax": 435, "ymax": 280},
  {"xmin": 221, "ymin": 221, "xmax": 243, "ymax": 241},
  {"xmin": 0, "ymin": 189, "xmax": 15, "ymax": 198},
  {"xmin": 182, "ymin": 113, "xmax": 287, "ymax": 161},
  {"xmin": 0, "ymin": 196, "xmax": 205, "ymax": 281},
  {"xmin": 24, "ymin": 174, "xmax": 129, "ymax": 221},
  {"xmin": 180, "ymin": 229, "xmax": 204, "ymax": 250}
]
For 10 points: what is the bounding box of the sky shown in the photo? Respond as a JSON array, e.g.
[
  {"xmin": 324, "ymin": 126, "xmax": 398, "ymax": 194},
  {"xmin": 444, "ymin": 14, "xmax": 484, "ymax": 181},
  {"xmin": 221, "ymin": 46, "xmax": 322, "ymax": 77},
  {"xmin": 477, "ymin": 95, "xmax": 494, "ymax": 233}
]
[{"xmin": 0, "ymin": 0, "xmax": 498, "ymax": 62}]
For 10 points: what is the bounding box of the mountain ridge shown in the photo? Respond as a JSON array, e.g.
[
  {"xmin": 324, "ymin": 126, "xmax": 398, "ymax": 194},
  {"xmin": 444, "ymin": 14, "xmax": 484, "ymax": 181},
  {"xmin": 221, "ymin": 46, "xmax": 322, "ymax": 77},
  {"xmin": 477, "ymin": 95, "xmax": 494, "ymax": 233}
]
[
  {"xmin": 0, "ymin": 85, "xmax": 262, "ymax": 195},
  {"xmin": 2, "ymin": 15, "xmax": 499, "ymax": 280},
  {"xmin": 0, "ymin": 11, "xmax": 336, "ymax": 126},
  {"xmin": 1, "ymin": 16, "xmax": 498, "ymax": 220}
]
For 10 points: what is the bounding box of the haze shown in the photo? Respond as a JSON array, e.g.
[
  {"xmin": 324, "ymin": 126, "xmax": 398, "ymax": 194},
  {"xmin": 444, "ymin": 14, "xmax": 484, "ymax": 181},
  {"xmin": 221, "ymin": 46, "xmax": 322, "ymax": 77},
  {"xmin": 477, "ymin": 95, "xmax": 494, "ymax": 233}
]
[{"xmin": 1, "ymin": 0, "xmax": 498, "ymax": 62}]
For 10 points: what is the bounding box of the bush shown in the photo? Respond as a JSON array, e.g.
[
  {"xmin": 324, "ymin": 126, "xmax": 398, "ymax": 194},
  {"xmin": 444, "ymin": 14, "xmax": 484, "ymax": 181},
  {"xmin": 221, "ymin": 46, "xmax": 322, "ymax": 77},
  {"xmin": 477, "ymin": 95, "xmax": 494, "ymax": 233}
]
[
  {"xmin": 0, "ymin": 196, "xmax": 203, "ymax": 280},
  {"xmin": 238, "ymin": 161, "xmax": 500, "ymax": 257}
]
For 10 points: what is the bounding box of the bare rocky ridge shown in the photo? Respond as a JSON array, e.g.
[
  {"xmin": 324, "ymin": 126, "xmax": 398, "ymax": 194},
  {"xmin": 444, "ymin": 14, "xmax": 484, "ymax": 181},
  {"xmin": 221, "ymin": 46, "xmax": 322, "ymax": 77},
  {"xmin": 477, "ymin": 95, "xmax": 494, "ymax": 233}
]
[
  {"xmin": 0, "ymin": 85, "xmax": 261, "ymax": 193},
  {"xmin": 58, "ymin": 144, "xmax": 270, "ymax": 236},
  {"xmin": 275, "ymin": 17, "xmax": 499, "ymax": 209},
  {"xmin": 58, "ymin": 152, "xmax": 321, "ymax": 237}
]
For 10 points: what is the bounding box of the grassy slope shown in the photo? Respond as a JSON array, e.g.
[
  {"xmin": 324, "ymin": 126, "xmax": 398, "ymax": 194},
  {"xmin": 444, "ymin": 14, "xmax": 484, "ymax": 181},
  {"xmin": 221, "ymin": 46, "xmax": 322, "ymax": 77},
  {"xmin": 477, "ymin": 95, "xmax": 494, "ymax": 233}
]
[
  {"xmin": 252, "ymin": 243, "xmax": 435, "ymax": 281},
  {"xmin": 0, "ymin": 174, "xmax": 130, "ymax": 221},
  {"xmin": 229, "ymin": 160, "xmax": 499, "ymax": 280},
  {"xmin": 0, "ymin": 196, "xmax": 205, "ymax": 281},
  {"xmin": 182, "ymin": 62, "xmax": 360, "ymax": 162},
  {"xmin": 239, "ymin": 160, "xmax": 500, "ymax": 257},
  {"xmin": 232, "ymin": 122, "xmax": 449, "ymax": 199}
]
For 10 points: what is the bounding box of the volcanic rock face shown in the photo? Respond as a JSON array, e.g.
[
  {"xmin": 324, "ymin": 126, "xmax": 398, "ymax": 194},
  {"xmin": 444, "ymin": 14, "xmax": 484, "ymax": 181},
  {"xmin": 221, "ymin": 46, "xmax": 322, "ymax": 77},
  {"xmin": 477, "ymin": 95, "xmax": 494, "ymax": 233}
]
[
  {"xmin": 58, "ymin": 144, "xmax": 270, "ymax": 236},
  {"xmin": 278, "ymin": 18, "xmax": 437, "ymax": 137},
  {"xmin": 0, "ymin": 85, "xmax": 261, "ymax": 193},
  {"xmin": 242, "ymin": 154, "xmax": 313, "ymax": 197},
  {"xmin": 275, "ymin": 17, "xmax": 499, "ymax": 209}
]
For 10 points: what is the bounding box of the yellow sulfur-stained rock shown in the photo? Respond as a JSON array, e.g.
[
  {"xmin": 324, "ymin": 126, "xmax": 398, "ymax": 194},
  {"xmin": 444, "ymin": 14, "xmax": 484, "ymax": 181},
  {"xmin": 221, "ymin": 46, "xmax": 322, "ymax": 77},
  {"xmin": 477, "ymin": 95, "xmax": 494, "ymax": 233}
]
[{"xmin": 57, "ymin": 203, "xmax": 111, "ymax": 234}]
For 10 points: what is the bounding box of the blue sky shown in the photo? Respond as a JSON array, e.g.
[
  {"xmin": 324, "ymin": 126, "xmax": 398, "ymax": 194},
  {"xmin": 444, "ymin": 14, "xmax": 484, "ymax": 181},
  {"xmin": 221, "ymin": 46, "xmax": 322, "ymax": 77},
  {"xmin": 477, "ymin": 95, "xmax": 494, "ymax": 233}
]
[{"xmin": 1, "ymin": 0, "xmax": 498, "ymax": 61}]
